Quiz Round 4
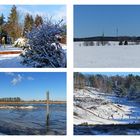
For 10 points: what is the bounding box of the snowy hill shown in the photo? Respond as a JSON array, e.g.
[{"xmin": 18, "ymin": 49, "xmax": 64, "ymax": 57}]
[{"xmin": 74, "ymin": 87, "xmax": 140, "ymax": 125}]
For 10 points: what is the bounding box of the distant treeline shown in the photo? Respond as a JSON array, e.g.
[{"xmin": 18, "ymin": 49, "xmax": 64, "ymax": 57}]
[
  {"xmin": 0, "ymin": 97, "xmax": 66, "ymax": 104},
  {"xmin": 74, "ymin": 36, "xmax": 140, "ymax": 42},
  {"xmin": 0, "ymin": 97, "xmax": 21, "ymax": 102},
  {"xmin": 74, "ymin": 72, "xmax": 140, "ymax": 99}
]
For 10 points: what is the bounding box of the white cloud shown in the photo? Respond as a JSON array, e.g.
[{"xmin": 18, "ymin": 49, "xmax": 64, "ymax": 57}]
[
  {"xmin": 27, "ymin": 76, "xmax": 34, "ymax": 81},
  {"xmin": 11, "ymin": 74, "xmax": 23, "ymax": 85},
  {"xmin": 6, "ymin": 72, "xmax": 34, "ymax": 85}
]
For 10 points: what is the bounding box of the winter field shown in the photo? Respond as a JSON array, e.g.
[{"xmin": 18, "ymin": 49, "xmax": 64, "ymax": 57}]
[
  {"xmin": 74, "ymin": 87, "xmax": 140, "ymax": 135},
  {"xmin": 74, "ymin": 42, "xmax": 140, "ymax": 68}
]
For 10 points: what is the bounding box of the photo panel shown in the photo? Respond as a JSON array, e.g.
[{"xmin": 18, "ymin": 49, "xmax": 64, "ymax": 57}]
[
  {"xmin": 74, "ymin": 72, "xmax": 140, "ymax": 135},
  {"xmin": 0, "ymin": 72, "xmax": 66, "ymax": 135},
  {"xmin": 74, "ymin": 5, "xmax": 140, "ymax": 68},
  {"xmin": 0, "ymin": 5, "xmax": 67, "ymax": 68}
]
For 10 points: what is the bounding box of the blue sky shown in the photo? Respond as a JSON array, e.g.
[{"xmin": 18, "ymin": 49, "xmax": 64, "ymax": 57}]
[
  {"xmin": 0, "ymin": 72, "xmax": 66, "ymax": 101},
  {"xmin": 82, "ymin": 72, "xmax": 140, "ymax": 77},
  {"xmin": 74, "ymin": 5, "xmax": 140, "ymax": 38},
  {"xmin": 0, "ymin": 5, "xmax": 66, "ymax": 23}
]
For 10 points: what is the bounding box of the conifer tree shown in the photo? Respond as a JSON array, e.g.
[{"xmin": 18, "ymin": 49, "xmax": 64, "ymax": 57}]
[
  {"xmin": 23, "ymin": 13, "xmax": 34, "ymax": 36},
  {"xmin": 6, "ymin": 5, "xmax": 22, "ymax": 42},
  {"xmin": 34, "ymin": 15, "xmax": 43, "ymax": 27},
  {"xmin": 0, "ymin": 14, "xmax": 5, "ymax": 26}
]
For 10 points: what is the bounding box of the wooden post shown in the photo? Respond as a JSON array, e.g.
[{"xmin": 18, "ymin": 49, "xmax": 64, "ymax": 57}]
[{"xmin": 46, "ymin": 91, "xmax": 49, "ymax": 126}]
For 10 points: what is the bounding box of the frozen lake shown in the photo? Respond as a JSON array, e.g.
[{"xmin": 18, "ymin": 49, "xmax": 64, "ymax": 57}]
[
  {"xmin": 0, "ymin": 104, "xmax": 66, "ymax": 135},
  {"xmin": 74, "ymin": 43, "xmax": 140, "ymax": 68}
]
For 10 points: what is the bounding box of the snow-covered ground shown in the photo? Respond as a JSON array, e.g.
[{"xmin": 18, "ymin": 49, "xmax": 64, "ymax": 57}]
[
  {"xmin": 0, "ymin": 45, "xmax": 26, "ymax": 68},
  {"xmin": 0, "ymin": 44, "xmax": 67, "ymax": 68},
  {"xmin": 74, "ymin": 87, "xmax": 140, "ymax": 125},
  {"xmin": 60, "ymin": 43, "xmax": 67, "ymax": 52},
  {"xmin": 0, "ymin": 54, "xmax": 28, "ymax": 68},
  {"xmin": 0, "ymin": 45, "xmax": 22, "ymax": 52},
  {"xmin": 74, "ymin": 42, "xmax": 140, "ymax": 68}
]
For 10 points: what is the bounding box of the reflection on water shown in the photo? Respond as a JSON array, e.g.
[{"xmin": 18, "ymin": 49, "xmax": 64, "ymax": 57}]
[{"xmin": 0, "ymin": 104, "xmax": 66, "ymax": 135}]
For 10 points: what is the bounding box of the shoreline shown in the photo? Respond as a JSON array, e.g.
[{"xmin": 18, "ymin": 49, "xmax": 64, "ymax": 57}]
[
  {"xmin": 74, "ymin": 123, "xmax": 140, "ymax": 126},
  {"xmin": 0, "ymin": 101, "xmax": 66, "ymax": 104}
]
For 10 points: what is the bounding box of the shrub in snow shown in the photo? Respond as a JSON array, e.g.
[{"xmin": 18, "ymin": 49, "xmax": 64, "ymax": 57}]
[
  {"xmin": 124, "ymin": 40, "xmax": 128, "ymax": 45},
  {"xmin": 13, "ymin": 38, "xmax": 28, "ymax": 48},
  {"xmin": 119, "ymin": 41, "xmax": 123, "ymax": 45},
  {"xmin": 21, "ymin": 21, "xmax": 66, "ymax": 68}
]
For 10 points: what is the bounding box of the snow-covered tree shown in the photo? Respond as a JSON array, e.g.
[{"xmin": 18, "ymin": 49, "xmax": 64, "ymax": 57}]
[
  {"xmin": 13, "ymin": 37, "xmax": 27, "ymax": 48},
  {"xmin": 21, "ymin": 20, "xmax": 66, "ymax": 68}
]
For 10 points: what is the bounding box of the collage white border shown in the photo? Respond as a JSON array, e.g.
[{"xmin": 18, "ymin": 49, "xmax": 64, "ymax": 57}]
[{"xmin": 0, "ymin": 0, "xmax": 140, "ymax": 140}]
